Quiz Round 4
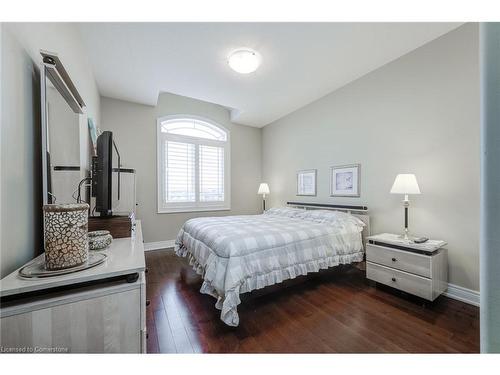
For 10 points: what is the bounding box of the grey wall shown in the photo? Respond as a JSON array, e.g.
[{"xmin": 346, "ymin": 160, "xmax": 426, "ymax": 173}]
[
  {"xmin": 0, "ymin": 26, "xmax": 41, "ymax": 278},
  {"xmin": 480, "ymin": 22, "xmax": 500, "ymax": 353},
  {"xmin": 262, "ymin": 24, "xmax": 480, "ymax": 292},
  {"xmin": 0, "ymin": 23, "xmax": 100, "ymax": 277},
  {"xmin": 101, "ymin": 93, "xmax": 262, "ymax": 243}
]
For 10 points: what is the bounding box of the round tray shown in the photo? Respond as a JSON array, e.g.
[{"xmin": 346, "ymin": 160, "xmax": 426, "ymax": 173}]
[{"xmin": 18, "ymin": 253, "xmax": 107, "ymax": 279}]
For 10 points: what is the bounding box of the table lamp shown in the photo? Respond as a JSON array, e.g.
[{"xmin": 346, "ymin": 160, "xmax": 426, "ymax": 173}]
[
  {"xmin": 390, "ymin": 174, "xmax": 421, "ymax": 240},
  {"xmin": 258, "ymin": 183, "xmax": 270, "ymax": 212}
]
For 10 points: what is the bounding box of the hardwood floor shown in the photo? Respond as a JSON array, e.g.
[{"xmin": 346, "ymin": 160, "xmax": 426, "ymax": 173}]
[{"xmin": 145, "ymin": 249, "xmax": 479, "ymax": 353}]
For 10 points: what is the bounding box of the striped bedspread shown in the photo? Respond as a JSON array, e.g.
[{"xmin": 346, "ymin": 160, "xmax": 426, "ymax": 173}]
[{"xmin": 175, "ymin": 208, "xmax": 365, "ymax": 326}]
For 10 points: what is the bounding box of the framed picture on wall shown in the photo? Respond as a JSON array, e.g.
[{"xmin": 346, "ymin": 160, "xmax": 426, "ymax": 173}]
[
  {"xmin": 330, "ymin": 164, "xmax": 360, "ymax": 197},
  {"xmin": 297, "ymin": 169, "xmax": 317, "ymax": 196}
]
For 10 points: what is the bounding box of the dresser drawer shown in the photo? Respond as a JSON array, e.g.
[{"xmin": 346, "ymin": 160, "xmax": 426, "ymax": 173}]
[
  {"xmin": 366, "ymin": 262, "xmax": 432, "ymax": 300},
  {"xmin": 366, "ymin": 244, "xmax": 431, "ymax": 278}
]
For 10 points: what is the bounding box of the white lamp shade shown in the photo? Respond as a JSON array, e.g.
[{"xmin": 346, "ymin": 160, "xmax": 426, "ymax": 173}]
[
  {"xmin": 390, "ymin": 174, "xmax": 421, "ymax": 195},
  {"xmin": 258, "ymin": 183, "xmax": 270, "ymax": 195}
]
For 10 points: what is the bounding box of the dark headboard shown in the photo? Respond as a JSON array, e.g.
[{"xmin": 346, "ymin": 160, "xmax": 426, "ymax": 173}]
[{"xmin": 286, "ymin": 201, "xmax": 368, "ymax": 211}]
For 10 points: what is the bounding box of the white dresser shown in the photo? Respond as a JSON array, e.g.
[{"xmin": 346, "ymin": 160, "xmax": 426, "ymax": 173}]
[
  {"xmin": 0, "ymin": 221, "xmax": 146, "ymax": 353},
  {"xmin": 366, "ymin": 233, "xmax": 448, "ymax": 301}
]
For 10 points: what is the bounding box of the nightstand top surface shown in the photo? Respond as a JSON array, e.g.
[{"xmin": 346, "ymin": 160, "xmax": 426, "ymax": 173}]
[{"xmin": 367, "ymin": 233, "xmax": 447, "ymax": 253}]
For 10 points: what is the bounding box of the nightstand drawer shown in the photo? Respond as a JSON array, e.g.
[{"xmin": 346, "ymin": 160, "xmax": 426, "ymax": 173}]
[
  {"xmin": 366, "ymin": 244, "xmax": 431, "ymax": 278},
  {"xmin": 366, "ymin": 262, "xmax": 432, "ymax": 300}
]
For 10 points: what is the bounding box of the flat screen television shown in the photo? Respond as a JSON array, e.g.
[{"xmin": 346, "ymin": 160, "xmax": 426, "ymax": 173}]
[{"xmin": 92, "ymin": 131, "xmax": 120, "ymax": 216}]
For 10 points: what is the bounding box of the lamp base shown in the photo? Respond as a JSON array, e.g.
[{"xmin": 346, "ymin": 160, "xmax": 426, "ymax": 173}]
[
  {"xmin": 397, "ymin": 234, "xmax": 416, "ymax": 241},
  {"xmin": 399, "ymin": 202, "xmax": 414, "ymax": 241},
  {"xmin": 398, "ymin": 229, "xmax": 416, "ymax": 242}
]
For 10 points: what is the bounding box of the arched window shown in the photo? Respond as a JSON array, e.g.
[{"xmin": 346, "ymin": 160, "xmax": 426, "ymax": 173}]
[{"xmin": 157, "ymin": 115, "xmax": 230, "ymax": 213}]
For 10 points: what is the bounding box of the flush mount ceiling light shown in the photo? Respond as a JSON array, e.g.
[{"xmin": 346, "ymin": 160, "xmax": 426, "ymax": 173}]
[{"xmin": 228, "ymin": 48, "xmax": 261, "ymax": 74}]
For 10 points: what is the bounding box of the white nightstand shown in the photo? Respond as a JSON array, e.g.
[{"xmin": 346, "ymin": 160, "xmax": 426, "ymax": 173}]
[{"xmin": 366, "ymin": 233, "xmax": 448, "ymax": 301}]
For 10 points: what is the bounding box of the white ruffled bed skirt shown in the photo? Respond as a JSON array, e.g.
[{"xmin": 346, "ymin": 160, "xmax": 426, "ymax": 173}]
[{"xmin": 175, "ymin": 240, "xmax": 364, "ymax": 327}]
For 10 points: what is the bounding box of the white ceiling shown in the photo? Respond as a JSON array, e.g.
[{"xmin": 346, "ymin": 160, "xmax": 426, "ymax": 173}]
[{"xmin": 77, "ymin": 23, "xmax": 462, "ymax": 127}]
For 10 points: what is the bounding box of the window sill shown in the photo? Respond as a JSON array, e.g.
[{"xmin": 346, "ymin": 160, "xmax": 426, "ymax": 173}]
[{"xmin": 157, "ymin": 206, "xmax": 231, "ymax": 214}]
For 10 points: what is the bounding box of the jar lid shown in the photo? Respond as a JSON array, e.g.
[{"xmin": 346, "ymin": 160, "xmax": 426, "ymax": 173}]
[
  {"xmin": 88, "ymin": 230, "xmax": 111, "ymax": 237},
  {"xmin": 43, "ymin": 203, "xmax": 89, "ymax": 212}
]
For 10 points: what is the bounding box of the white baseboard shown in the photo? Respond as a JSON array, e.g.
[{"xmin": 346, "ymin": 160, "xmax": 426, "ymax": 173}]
[
  {"xmin": 144, "ymin": 240, "xmax": 175, "ymax": 251},
  {"xmin": 444, "ymin": 283, "xmax": 480, "ymax": 307}
]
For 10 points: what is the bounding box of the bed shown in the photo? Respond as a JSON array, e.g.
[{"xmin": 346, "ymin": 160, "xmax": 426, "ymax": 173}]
[{"xmin": 174, "ymin": 203, "xmax": 370, "ymax": 326}]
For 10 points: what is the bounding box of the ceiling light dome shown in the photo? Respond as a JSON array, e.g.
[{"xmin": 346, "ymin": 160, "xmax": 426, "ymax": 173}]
[{"xmin": 228, "ymin": 48, "xmax": 261, "ymax": 74}]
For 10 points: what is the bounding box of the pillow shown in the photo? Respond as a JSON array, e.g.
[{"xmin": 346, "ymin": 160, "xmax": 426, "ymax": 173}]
[
  {"xmin": 298, "ymin": 209, "xmax": 365, "ymax": 228},
  {"xmin": 264, "ymin": 207, "xmax": 305, "ymax": 218}
]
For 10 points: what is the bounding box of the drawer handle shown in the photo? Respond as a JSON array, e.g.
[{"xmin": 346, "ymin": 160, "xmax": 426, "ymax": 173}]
[
  {"xmin": 146, "ymin": 299, "xmax": 151, "ymax": 307},
  {"xmin": 391, "ymin": 277, "xmax": 396, "ymax": 282},
  {"xmin": 392, "ymin": 258, "xmax": 397, "ymax": 262}
]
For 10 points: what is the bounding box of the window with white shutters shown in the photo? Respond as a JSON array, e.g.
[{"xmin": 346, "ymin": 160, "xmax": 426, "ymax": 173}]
[
  {"xmin": 199, "ymin": 145, "xmax": 224, "ymax": 202},
  {"xmin": 157, "ymin": 115, "xmax": 230, "ymax": 213},
  {"xmin": 165, "ymin": 141, "xmax": 196, "ymax": 203}
]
